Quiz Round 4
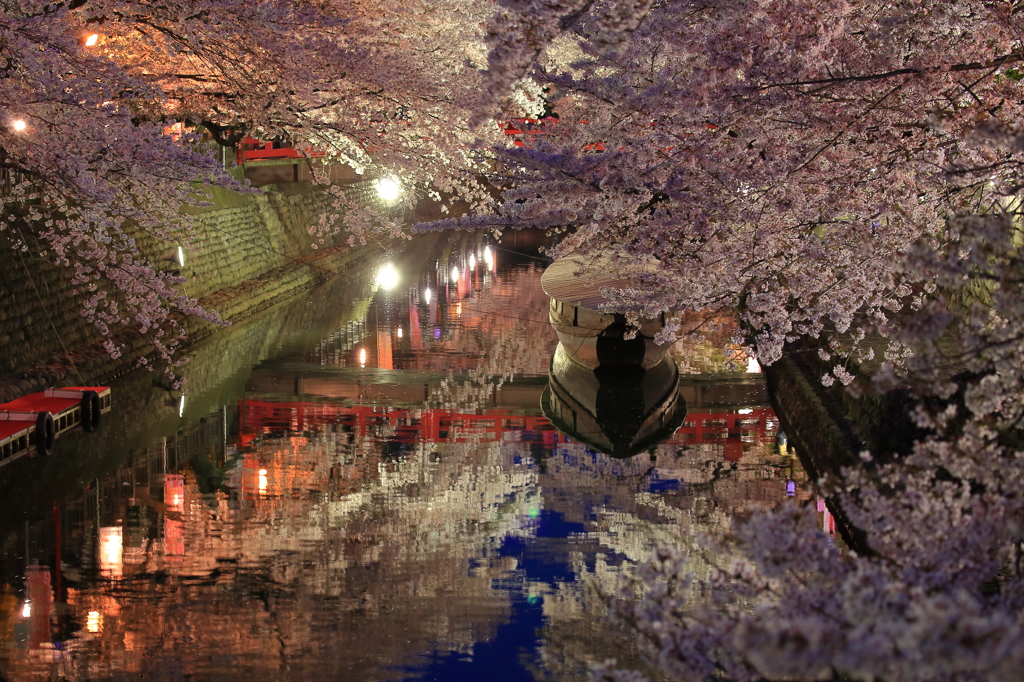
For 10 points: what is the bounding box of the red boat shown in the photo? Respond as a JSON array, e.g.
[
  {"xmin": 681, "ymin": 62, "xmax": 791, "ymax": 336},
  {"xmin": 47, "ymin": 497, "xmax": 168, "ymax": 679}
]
[{"xmin": 0, "ymin": 387, "xmax": 112, "ymax": 465}]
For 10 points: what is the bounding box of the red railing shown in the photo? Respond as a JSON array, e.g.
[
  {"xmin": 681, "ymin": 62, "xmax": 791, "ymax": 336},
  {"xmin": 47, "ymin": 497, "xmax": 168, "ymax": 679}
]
[{"xmin": 237, "ymin": 137, "xmax": 325, "ymax": 163}]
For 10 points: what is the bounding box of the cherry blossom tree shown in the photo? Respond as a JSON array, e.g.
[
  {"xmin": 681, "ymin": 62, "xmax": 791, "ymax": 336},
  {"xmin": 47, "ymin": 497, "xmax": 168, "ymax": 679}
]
[
  {"xmin": 8, "ymin": 0, "xmax": 1024, "ymax": 674},
  {"xmin": 432, "ymin": 1, "xmax": 1024, "ymax": 680},
  {"xmin": 0, "ymin": 0, "xmax": 499, "ymax": 365},
  {"xmin": 459, "ymin": 0, "xmax": 1023, "ymax": 361}
]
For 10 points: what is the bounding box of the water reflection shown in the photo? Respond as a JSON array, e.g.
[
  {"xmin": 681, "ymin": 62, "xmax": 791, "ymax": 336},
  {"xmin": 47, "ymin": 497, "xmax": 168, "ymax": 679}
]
[
  {"xmin": 543, "ymin": 344, "xmax": 686, "ymax": 458},
  {"xmin": 0, "ymin": 233, "xmax": 807, "ymax": 682}
]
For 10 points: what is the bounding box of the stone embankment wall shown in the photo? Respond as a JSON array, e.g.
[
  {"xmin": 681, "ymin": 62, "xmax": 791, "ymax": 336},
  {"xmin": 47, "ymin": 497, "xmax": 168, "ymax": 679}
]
[
  {"xmin": 0, "ymin": 181, "xmax": 378, "ymax": 402},
  {"xmin": 763, "ymin": 352, "xmax": 874, "ymax": 554}
]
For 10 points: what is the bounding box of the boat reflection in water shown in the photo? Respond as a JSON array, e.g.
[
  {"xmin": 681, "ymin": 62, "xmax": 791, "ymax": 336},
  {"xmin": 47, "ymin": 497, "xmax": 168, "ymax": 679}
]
[
  {"xmin": 540, "ymin": 257, "xmax": 687, "ymax": 458},
  {"xmin": 542, "ymin": 344, "xmax": 686, "ymax": 459}
]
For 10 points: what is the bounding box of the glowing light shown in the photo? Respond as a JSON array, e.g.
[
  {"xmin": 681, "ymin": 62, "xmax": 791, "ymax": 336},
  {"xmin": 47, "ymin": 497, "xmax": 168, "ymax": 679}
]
[
  {"xmin": 87, "ymin": 611, "xmax": 102, "ymax": 633},
  {"xmin": 99, "ymin": 526, "xmax": 123, "ymax": 579},
  {"xmin": 177, "ymin": 245, "xmax": 185, "ymax": 267},
  {"xmin": 456, "ymin": 302, "xmax": 462, "ymax": 316},
  {"xmin": 376, "ymin": 263, "xmax": 399, "ymax": 290},
  {"xmin": 375, "ymin": 176, "xmax": 401, "ymax": 202},
  {"xmin": 396, "ymin": 327, "xmax": 403, "ymax": 338},
  {"xmin": 11, "ymin": 119, "xmax": 26, "ymax": 132},
  {"xmin": 258, "ymin": 468, "xmax": 268, "ymax": 493},
  {"xmin": 737, "ymin": 408, "xmax": 753, "ymax": 415},
  {"xmin": 746, "ymin": 357, "xmax": 761, "ymax": 373},
  {"xmin": 469, "ymin": 254, "xmax": 477, "ymax": 270},
  {"xmin": 358, "ymin": 348, "xmax": 367, "ymax": 367},
  {"xmin": 84, "ymin": 33, "xmax": 99, "ymax": 47},
  {"xmin": 178, "ymin": 394, "xmax": 185, "ymax": 417},
  {"xmin": 165, "ymin": 475, "xmax": 184, "ymax": 513},
  {"xmin": 450, "ymin": 266, "xmax": 459, "ymax": 281},
  {"xmin": 483, "ymin": 246, "xmax": 494, "ymax": 270},
  {"xmin": 424, "ymin": 288, "xmax": 431, "ymax": 304},
  {"xmin": 21, "ymin": 601, "xmax": 30, "ymax": 618}
]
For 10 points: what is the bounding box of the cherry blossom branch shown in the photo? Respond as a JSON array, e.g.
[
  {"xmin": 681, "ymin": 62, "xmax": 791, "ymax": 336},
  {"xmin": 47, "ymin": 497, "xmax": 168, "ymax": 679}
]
[{"xmin": 760, "ymin": 50, "xmax": 1024, "ymax": 91}]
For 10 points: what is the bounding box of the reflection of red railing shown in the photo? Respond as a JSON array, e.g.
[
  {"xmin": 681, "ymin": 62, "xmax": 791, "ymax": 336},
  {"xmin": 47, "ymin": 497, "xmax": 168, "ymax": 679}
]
[
  {"xmin": 672, "ymin": 409, "xmax": 777, "ymax": 443},
  {"xmin": 239, "ymin": 400, "xmax": 779, "ymax": 456},
  {"xmin": 238, "ymin": 400, "xmax": 563, "ymax": 448},
  {"xmin": 669, "ymin": 408, "xmax": 779, "ymax": 461}
]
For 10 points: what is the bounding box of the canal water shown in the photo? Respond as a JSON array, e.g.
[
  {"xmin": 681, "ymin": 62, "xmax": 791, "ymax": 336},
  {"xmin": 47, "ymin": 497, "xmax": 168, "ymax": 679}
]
[{"xmin": 0, "ymin": 234, "xmax": 807, "ymax": 681}]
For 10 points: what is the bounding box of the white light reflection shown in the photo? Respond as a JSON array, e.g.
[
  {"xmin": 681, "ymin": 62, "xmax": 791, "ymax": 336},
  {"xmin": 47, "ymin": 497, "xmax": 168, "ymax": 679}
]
[
  {"xmin": 451, "ymin": 266, "xmax": 459, "ymax": 281},
  {"xmin": 358, "ymin": 348, "xmax": 367, "ymax": 368},
  {"xmin": 469, "ymin": 254, "xmax": 477, "ymax": 270},
  {"xmin": 424, "ymin": 288, "xmax": 431, "ymax": 304},
  {"xmin": 258, "ymin": 468, "xmax": 268, "ymax": 493},
  {"xmin": 746, "ymin": 357, "xmax": 762, "ymax": 373},
  {"xmin": 397, "ymin": 328, "xmax": 403, "ymax": 338},
  {"xmin": 87, "ymin": 611, "xmax": 102, "ymax": 633},
  {"xmin": 483, "ymin": 246, "xmax": 494, "ymax": 269},
  {"xmin": 21, "ymin": 601, "xmax": 30, "ymax": 618},
  {"xmin": 177, "ymin": 245, "xmax": 185, "ymax": 267},
  {"xmin": 375, "ymin": 177, "xmax": 401, "ymax": 203},
  {"xmin": 376, "ymin": 263, "xmax": 399, "ymax": 290},
  {"xmin": 178, "ymin": 394, "xmax": 185, "ymax": 417}
]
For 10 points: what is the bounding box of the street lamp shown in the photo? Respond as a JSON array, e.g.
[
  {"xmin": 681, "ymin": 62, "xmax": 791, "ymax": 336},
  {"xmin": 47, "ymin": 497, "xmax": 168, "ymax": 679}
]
[
  {"xmin": 11, "ymin": 120, "xmax": 26, "ymax": 132},
  {"xmin": 376, "ymin": 262, "xmax": 399, "ymax": 290},
  {"xmin": 375, "ymin": 176, "xmax": 401, "ymax": 203},
  {"xmin": 84, "ymin": 33, "xmax": 99, "ymax": 47}
]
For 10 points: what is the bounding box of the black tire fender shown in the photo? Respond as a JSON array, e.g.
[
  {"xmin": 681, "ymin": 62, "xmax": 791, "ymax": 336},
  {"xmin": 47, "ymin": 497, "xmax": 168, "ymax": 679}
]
[
  {"xmin": 80, "ymin": 390, "xmax": 101, "ymax": 433},
  {"xmin": 35, "ymin": 411, "xmax": 55, "ymax": 457}
]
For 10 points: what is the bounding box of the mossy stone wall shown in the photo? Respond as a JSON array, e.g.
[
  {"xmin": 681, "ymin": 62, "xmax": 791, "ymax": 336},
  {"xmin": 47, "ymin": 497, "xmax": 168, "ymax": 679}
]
[{"xmin": 0, "ymin": 181, "xmax": 376, "ymax": 402}]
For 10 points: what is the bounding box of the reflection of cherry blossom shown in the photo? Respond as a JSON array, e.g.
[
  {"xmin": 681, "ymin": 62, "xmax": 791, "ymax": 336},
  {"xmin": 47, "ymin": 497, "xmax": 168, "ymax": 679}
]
[{"xmin": 428, "ymin": 263, "xmax": 557, "ymax": 409}]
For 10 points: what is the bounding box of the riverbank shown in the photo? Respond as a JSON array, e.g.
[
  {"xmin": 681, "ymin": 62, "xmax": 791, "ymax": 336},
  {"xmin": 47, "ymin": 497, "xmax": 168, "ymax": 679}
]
[
  {"xmin": 0, "ymin": 181, "xmax": 382, "ymax": 403},
  {"xmin": 762, "ymin": 337, "xmax": 935, "ymax": 554}
]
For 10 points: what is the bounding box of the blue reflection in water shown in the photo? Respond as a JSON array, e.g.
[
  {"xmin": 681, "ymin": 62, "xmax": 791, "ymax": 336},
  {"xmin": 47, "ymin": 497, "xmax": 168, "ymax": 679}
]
[
  {"xmin": 401, "ymin": 509, "xmax": 587, "ymax": 681},
  {"xmin": 500, "ymin": 510, "xmax": 586, "ymax": 586},
  {"xmin": 400, "ymin": 592, "xmax": 545, "ymax": 682},
  {"xmin": 647, "ymin": 476, "xmax": 682, "ymax": 493}
]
